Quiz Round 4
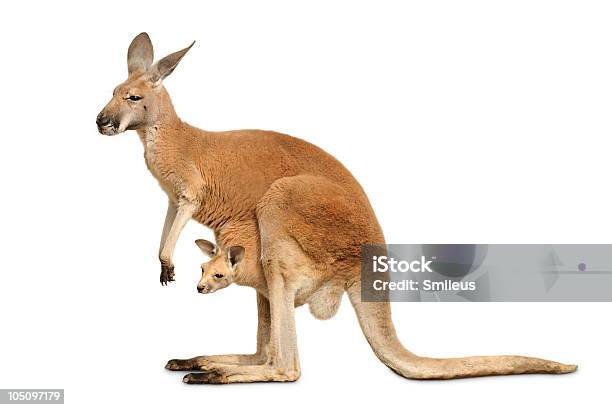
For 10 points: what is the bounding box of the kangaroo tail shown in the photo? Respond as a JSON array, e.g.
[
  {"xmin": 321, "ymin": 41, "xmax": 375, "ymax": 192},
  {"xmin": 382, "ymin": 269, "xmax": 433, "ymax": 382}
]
[{"xmin": 346, "ymin": 282, "xmax": 577, "ymax": 379}]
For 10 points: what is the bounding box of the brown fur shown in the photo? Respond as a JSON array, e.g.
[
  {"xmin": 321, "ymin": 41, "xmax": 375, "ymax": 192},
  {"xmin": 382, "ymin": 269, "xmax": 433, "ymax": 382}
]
[
  {"xmin": 195, "ymin": 237, "xmax": 343, "ymax": 320},
  {"xmin": 194, "ymin": 239, "xmax": 252, "ymax": 294},
  {"xmin": 98, "ymin": 33, "xmax": 577, "ymax": 383}
]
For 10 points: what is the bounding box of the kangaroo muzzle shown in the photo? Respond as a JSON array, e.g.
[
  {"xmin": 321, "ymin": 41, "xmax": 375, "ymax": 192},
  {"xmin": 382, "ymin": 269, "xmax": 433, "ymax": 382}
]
[{"xmin": 96, "ymin": 111, "xmax": 121, "ymax": 135}]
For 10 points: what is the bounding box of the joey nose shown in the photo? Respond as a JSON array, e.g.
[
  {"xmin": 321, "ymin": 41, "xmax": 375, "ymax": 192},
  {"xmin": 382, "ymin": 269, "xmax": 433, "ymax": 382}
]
[
  {"xmin": 197, "ymin": 284, "xmax": 205, "ymax": 292},
  {"xmin": 97, "ymin": 114, "xmax": 111, "ymax": 127}
]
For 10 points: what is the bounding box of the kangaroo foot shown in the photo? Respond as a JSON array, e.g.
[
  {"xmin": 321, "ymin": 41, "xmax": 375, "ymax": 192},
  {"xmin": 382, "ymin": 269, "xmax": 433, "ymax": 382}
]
[
  {"xmin": 182, "ymin": 364, "xmax": 300, "ymax": 384},
  {"xmin": 183, "ymin": 370, "xmax": 227, "ymax": 384},
  {"xmin": 166, "ymin": 354, "xmax": 264, "ymax": 371},
  {"xmin": 166, "ymin": 357, "xmax": 204, "ymax": 371}
]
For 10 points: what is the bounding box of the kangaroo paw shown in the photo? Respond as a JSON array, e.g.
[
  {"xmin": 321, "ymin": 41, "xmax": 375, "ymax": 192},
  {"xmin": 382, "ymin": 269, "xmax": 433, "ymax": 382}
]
[{"xmin": 160, "ymin": 263, "xmax": 175, "ymax": 286}]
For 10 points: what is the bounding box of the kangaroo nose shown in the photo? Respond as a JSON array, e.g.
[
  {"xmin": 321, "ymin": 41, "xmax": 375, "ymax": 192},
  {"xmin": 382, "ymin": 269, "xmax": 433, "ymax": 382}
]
[
  {"xmin": 97, "ymin": 115, "xmax": 111, "ymax": 127},
  {"xmin": 197, "ymin": 284, "xmax": 205, "ymax": 292}
]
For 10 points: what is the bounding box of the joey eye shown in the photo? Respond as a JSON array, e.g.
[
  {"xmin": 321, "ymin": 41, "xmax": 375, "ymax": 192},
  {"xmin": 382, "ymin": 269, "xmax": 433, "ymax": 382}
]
[
  {"xmin": 127, "ymin": 95, "xmax": 143, "ymax": 101},
  {"xmin": 213, "ymin": 273, "xmax": 224, "ymax": 279}
]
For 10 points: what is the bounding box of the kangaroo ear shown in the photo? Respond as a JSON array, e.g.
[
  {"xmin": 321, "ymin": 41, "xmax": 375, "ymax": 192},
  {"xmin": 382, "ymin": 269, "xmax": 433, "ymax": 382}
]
[
  {"xmin": 149, "ymin": 41, "xmax": 195, "ymax": 83},
  {"xmin": 195, "ymin": 239, "xmax": 217, "ymax": 258},
  {"xmin": 127, "ymin": 32, "xmax": 154, "ymax": 75},
  {"xmin": 228, "ymin": 246, "xmax": 245, "ymax": 269}
]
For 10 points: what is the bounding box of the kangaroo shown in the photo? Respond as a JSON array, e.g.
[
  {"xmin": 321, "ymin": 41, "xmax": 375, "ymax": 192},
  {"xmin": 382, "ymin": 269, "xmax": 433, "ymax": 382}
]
[
  {"xmin": 194, "ymin": 239, "xmax": 247, "ymax": 294},
  {"xmin": 195, "ymin": 238, "xmax": 344, "ymax": 320},
  {"xmin": 96, "ymin": 32, "xmax": 577, "ymax": 383}
]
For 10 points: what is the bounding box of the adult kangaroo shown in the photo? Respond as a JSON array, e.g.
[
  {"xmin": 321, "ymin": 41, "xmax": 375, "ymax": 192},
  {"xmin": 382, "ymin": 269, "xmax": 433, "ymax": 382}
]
[{"xmin": 96, "ymin": 32, "xmax": 576, "ymax": 383}]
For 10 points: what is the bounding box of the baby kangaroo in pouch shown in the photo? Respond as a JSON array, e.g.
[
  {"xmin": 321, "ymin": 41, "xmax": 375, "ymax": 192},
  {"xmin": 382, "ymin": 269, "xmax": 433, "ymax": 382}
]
[
  {"xmin": 195, "ymin": 239, "xmax": 244, "ymax": 294},
  {"xmin": 99, "ymin": 32, "xmax": 577, "ymax": 383},
  {"xmin": 194, "ymin": 238, "xmax": 344, "ymax": 320}
]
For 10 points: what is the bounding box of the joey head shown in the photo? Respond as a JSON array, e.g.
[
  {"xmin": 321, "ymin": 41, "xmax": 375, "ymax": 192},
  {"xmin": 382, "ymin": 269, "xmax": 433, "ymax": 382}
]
[{"xmin": 195, "ymin": 239, "xmax": 245, "ymax": 294}]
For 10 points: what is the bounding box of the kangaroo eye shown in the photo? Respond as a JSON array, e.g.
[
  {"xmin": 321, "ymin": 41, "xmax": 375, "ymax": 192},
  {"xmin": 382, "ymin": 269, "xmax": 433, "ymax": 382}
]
[
  {"xmin": 213, "ymin": 273, "xmax": 224, "ymax": 279},
  {"xmin": 127, "ymin": 95, "xmax": 143, "ymax": 101}
]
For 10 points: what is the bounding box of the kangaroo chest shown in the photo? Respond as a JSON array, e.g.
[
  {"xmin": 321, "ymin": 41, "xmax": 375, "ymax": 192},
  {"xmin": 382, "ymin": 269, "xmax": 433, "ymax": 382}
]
[{"xmin": 140, "ymin": 128, "xmax": 180, "ymax": 202}]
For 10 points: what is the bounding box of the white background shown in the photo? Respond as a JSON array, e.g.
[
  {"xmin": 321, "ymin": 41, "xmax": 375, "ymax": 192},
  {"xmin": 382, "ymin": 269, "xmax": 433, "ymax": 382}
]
[{"xmin": 0, "ymin": 1, "xmax": 610, "ymax": 408}]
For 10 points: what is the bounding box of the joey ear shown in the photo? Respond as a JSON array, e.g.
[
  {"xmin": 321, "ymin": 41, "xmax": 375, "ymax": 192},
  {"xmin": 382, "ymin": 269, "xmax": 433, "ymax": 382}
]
[
  {"xmin": 195, "ymin": 239, "xmax": 217, "ymax": 258},
  {"xmin": 149, "ymin": 41, "xmax": 195, "ymax": 84},
  {"xmin": 127, "ymin": 32, "xmax": 154, "ymax": 75},
  {"xmin": 228, "ymin": 246, "xmax": 245, "ymax": 269}
]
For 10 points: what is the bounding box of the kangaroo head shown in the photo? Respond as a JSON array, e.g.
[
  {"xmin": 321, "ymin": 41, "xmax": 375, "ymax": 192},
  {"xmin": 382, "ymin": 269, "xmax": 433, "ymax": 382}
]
[
  {"xmin": 195, "ymin": 239, "xmax": 245, "ymax": 294},
  {"xmin": 96, "ymin": 32, "xmax": 194, "ymax": 135}
]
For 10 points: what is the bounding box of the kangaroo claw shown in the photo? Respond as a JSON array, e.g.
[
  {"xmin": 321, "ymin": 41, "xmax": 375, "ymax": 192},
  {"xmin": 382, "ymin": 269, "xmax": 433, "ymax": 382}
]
[{"xmin": 160, "ymin": 263, "xmax": 175, "ymax": 285}]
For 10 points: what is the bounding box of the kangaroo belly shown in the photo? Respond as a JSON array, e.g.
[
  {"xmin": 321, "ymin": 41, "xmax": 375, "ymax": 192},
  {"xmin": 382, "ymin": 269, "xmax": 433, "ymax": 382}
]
[{"xmin": 308, "ymin": 284, "xmax": 344, "ymax": 320}]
